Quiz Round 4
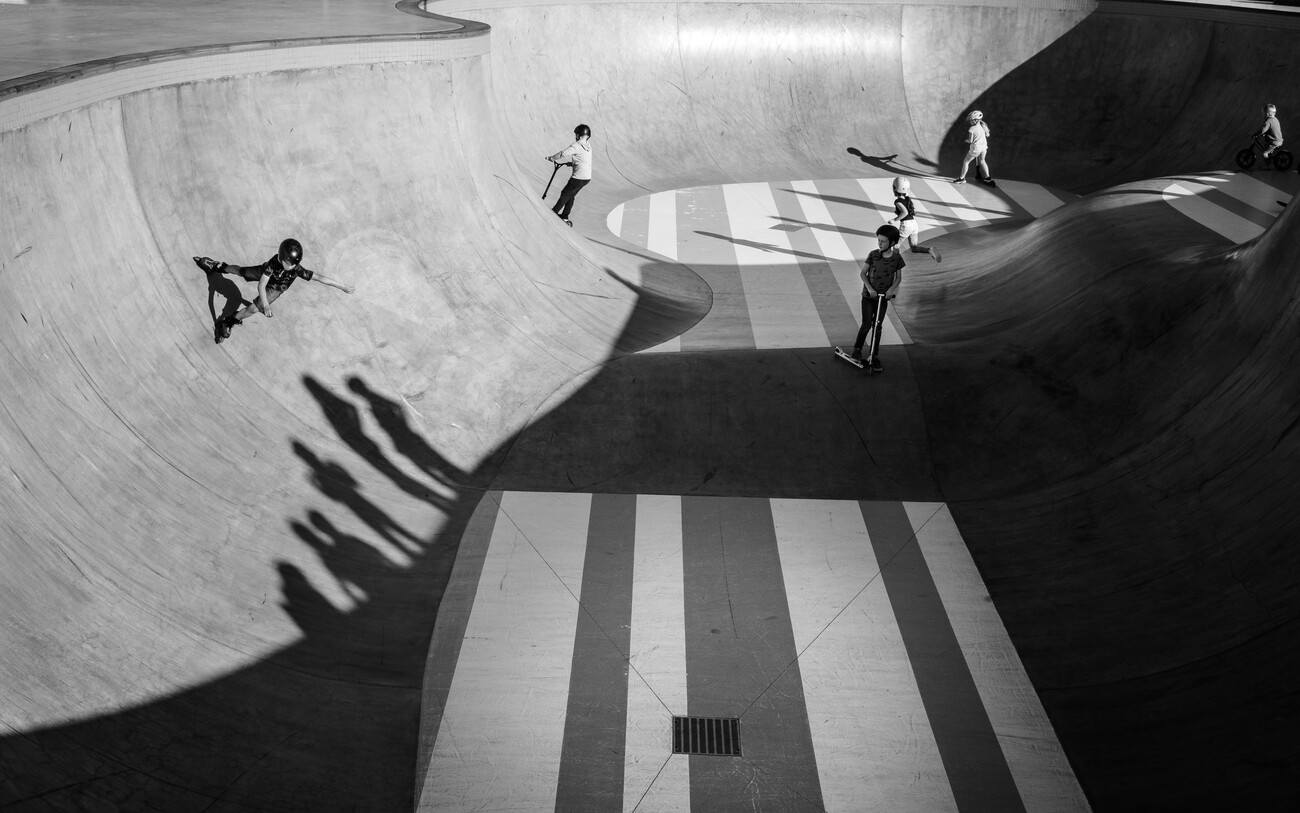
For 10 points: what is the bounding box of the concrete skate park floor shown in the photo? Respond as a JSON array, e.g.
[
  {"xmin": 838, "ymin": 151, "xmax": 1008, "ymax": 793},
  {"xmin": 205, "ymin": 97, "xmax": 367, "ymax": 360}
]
[{"xmin": 3, "ymin": 0, "xmax": 1300, "ymax": 810}]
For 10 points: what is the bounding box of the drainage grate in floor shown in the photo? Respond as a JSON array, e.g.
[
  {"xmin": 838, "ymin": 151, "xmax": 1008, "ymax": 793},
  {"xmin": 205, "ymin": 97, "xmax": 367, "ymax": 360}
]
[{"xmin": 671, "ymin": 716, "xmax": 742, "ymax": 756}]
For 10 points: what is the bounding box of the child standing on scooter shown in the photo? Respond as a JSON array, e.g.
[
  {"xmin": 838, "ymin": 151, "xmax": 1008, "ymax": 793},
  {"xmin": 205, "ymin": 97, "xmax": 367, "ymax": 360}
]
[{"xmin": 852, "ymin": 224, "xmax": 905, "ymax": 373}]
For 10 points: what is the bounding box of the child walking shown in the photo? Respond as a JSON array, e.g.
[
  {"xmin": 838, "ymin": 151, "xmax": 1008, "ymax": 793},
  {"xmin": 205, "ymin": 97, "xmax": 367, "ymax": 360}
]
[
  {"xmin": 194, "ymin": 238, "xmax": 354, "ymax": 344},
  {"xmin": 889, "ymin": 176, "xmax": 942, "ymax": 263},
  {"xmin": 954, "ymin": 110, "xmax": 995, "ymax": 187},
  {"xmin": 852, "ymin": 224, "xmax": 905, "ymax": 373}
]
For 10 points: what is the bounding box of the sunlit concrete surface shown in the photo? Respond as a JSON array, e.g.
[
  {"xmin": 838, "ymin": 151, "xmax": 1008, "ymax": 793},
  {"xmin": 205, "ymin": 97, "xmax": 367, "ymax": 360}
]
[{"xmin": 2, "ymin": 0, "xmax": 1300, "ymax": 810}]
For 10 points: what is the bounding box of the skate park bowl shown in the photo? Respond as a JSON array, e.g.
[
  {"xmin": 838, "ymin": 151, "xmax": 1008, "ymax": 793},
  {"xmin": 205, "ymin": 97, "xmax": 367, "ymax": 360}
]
[{"xmin": 2, "ymin": 0, "xmax": 1300, "ymax": 810}]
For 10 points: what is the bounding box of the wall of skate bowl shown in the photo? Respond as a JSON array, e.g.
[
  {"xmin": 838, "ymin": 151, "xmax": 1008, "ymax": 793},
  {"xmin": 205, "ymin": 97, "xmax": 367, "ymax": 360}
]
[
  {"xmin": 2, "ymin": 0, "xmax": 1300, "ymax": 809},
  {"xmin": 428, "ymin": 0, "xmax": 1300, "ymax": 197},
  {"xmin": 0, "ymin": 33, "xmax": 664, "ymax": 810}
]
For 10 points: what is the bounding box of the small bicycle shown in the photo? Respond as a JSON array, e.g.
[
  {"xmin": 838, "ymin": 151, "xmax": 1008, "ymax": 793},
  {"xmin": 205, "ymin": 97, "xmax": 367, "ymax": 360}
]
[{"xmin": 1235, "ymin": 132, "xmax": 1294, "ymax": 171}]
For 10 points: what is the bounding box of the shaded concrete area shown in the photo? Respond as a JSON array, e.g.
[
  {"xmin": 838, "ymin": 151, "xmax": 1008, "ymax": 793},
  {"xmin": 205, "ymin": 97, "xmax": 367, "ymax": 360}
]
[
  {"xmin": 906, "ymin": 193, "xmax": 1300, "ymax": 808},
  {"xmin": 493, "ymin": 344, "xmax": 939, "ymax": 501},
  {"xmin": 2, "ymin": 0, "xmax": 1299, "ymax": 810}
]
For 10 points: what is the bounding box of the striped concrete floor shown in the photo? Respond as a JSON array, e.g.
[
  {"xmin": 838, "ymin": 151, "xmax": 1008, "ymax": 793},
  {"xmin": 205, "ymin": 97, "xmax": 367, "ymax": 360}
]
[
  {"xmin": 420, "ymin": 169, "xmax": 1291, "ymax": 811},
  {"xmin": 608, "ymin": 176, "xmax": 1073, "ymax": 353},
  {"xmin": 605, "ymin": 172, "xmax": 1291, "ymax": 354},
  {"xmin": 422, "ymin": 492, "xmax": 1089, "ymax": 813},
  {"xmin": 1161, "ymin": 170, "xmax": 1294, "ymax": 244}
]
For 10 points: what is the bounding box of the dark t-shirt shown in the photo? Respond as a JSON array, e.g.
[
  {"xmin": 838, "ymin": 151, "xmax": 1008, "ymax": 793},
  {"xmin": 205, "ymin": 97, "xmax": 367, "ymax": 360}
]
[
  {"xmin": 863, "ymin": 249, "xmax": 905, "ymax": 296},
  {"xmin": 255, "ymin": 256, "xmax": 315, "ymax": 291},
  {"xmin": 895, "ymin": 193, "xmax": 916, "ymax": 222}
]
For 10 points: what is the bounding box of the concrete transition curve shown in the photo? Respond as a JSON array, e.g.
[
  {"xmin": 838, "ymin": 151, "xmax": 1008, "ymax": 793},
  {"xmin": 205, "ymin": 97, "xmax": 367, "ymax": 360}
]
[{"xmin": 1, "ymin": 0, "xmax": 1298, "ymax": 809}]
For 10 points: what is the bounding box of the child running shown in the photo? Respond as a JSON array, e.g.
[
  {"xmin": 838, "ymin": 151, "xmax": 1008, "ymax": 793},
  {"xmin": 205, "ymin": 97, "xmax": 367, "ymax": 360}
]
[{"xmin": 889, "ymin": 176, "xmax": 942, "ymax": 263}]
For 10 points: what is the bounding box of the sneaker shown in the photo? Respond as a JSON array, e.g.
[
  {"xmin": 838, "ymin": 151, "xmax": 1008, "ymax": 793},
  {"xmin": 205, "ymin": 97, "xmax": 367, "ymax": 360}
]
[
  {"xmin": 850, "ymin": 348, "xmax": 862, "ymax": 362},
  {"xmin": 194, "ymin": 256, "xmax": 223, "ymax": 274},
  {"xmin": 870, "ymin": 357, "xmax": 883, "ymax": 372},
  {"xmin": 952, "ymin": 177, "xmax": 966, "ymax": 184},
  {"xmin": 564, "ymin": 219, "xmax": 573, "ymax": 227},
  {"xmin": 930, "ymin": 246, "xmax": 942, "ymax": 264},
  {"xmin": 981, "ymin": 178, "xmax": 997, "ymax": 187}
]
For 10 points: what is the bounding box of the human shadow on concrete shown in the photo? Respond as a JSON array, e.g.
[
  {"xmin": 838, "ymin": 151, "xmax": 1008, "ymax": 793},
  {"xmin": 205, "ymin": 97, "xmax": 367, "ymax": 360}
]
[
  {"xmin": 847, "ymin": 146, "xmax": 942, "ymax": 177},
  {"xmin": 0, "ymin": 363, "xmax": 500, "ymax": 810},
  {"xmin": 202, "ymin": 266, "xmax": 251, "ymax": 327},
  {"xmin": 0, "ymin": 259, "xmax": 707, "ymax": 812},
  {"xmin": 693, "ymin": 230, "xmax": 840, "ymax": 263}
]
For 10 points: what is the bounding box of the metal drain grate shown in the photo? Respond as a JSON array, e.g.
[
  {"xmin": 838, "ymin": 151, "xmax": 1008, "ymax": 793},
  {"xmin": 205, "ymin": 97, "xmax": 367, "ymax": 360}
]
[{"xmin": 672, "ymin": 716, "xmax": 742, "ymax": 756}]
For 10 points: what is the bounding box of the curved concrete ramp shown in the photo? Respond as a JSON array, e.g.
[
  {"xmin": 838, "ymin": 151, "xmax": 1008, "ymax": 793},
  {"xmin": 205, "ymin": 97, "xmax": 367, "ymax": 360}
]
[
  {"xmin": 0, "ymin": 46, "xmax": 676, "ymax": 810},
  {"xmin": 2, "ymin": 0, "xmax": 1299, "ymax": 810}
]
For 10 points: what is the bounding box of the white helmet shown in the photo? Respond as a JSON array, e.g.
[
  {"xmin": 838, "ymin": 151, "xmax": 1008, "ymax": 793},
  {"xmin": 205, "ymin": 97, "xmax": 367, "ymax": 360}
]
[
  {"xmin": 892, "ymin": 176, "xmax": 910, "ymax": 195},
  {"xmin": 967, "ymin": 110, "xmax": 983, "ymax": 122}
]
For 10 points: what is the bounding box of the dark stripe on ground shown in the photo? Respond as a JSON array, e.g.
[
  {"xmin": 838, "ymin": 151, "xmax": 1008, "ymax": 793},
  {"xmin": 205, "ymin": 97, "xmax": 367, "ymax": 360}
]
[
  {"xmin": 554, "ymin": 493, "xmax": 637, "ymax": 813},
  {"xmin": 768, "ymin": 184, "xmax": 861, "ymax": 347},
  {"xmin": 860, "ymin": 500, "xmax": 1026, "ymax": 813},
  {"xmin": 1201, "ymin": 187, "xmax": 1281, "ymax": 228},
  {"xmin": 682, "ymin": 496, "xmax": 825, "ymax": 812},
  {"xmin": 678, "ymin": 185, "xmax": 758, "ymax": 352}
]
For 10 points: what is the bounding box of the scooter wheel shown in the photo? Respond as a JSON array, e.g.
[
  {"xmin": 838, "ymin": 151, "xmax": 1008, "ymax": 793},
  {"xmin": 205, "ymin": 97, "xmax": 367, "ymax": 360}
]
[{"xmin": 1235, "ymin": 148, "xmax": 1256, "ymax": 170}]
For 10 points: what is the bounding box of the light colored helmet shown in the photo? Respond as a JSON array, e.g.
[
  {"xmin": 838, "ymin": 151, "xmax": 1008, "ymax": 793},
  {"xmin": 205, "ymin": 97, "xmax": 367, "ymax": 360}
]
[
  {"xmin": 892, "ymin": 176, "xmax": 910, "ymax": 194},
  {"xmin": 967, "ymin": 110, "xmax": 983, "ymax": 122}
]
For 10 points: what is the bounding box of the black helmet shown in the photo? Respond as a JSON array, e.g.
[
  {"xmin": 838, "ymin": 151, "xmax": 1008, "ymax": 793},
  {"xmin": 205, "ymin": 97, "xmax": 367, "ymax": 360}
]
[
  {"xmin": 574, "ymin": 123, "xmax": 591, "ymax": 139},
  {"xmin": 278, "ymin": 238, "xmax": 303, "ymax": 266},
  {"xmin": 876, "ymin": 224, "xmax": 901, "ymax": 247}
]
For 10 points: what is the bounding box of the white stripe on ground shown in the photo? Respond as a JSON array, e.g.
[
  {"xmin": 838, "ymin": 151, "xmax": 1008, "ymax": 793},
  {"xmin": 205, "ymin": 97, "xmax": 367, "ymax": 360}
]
[
  {"xmin": 772, "ymin": 498, "xmax": 957, "ymax": 812},
  {"xmin": 724, "ymin": 183, "xmax": 829, "ymax": 349},
  {"xmin": 639, "ymin": 335, "xmax": 682, "ymax": 354},
  {"xmin": 424, "ymin": 491, "xmax": 591, "ymax": 813},
  {"xmin": 1186, "ymin": 171, "xmax": 1288, "ymax": 214},
  {"xmin": 789, "ymin": 179, "xmax": 857, "ymax": 261},
  {"xmin": 607, "ymin": 203, "xmax": 625, "ymax": 240},
  {"xmin": 1164, "ymin": 181, "xmax": 1264, "ymax": 243},
  {"xmin": 623, "ymin": 495, "xmax": 690, "ymax": 812},
  {"xmin": 926, "ymin": 180, "xmax": 990, "ymax": 225},
  {"xmin": 721, "ymin": 182, "xmax": 798, "ymax": 264},
  {"xmin": 905, "ymin": 502, "xmax": 1092, "ymax": 813},
  {"xmin": 646, "ymin": 190, "xmax": 679, "ymax": 261}
]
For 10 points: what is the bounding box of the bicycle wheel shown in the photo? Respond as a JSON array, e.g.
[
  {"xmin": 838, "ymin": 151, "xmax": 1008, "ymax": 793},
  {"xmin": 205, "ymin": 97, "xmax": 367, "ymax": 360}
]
[
  {"xmin": 1274, "ymin": 150, "xmax": 1294, "ymax": 171},
  {"xmin": 1235, "ymin": 148, "xmax": 1256, "ymax": 169}
]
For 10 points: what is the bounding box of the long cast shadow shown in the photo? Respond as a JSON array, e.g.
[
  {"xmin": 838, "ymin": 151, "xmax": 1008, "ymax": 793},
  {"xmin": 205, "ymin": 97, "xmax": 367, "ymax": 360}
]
[{"xmin": 0, "ymin": 259, "xmax": 708, "ymax": 812}]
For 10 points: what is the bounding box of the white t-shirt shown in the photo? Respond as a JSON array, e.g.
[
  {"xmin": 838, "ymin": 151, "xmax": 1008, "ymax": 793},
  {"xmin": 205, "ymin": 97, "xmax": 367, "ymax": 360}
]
[
  {"xmin": 967, "ymin": 121, "xmax": 990, "ymax": 154},
  {"xmin": 553, "ymin": 140, "xmax": 593, "ymax": 180}
]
